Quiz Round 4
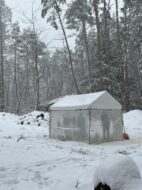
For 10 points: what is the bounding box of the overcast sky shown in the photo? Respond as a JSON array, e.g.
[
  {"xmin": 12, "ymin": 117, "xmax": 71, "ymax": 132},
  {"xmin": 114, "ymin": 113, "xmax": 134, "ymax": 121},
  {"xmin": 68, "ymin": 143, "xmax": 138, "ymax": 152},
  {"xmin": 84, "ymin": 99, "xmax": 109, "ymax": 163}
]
[
  {"xmin": 5, "ymin": 0, "xmax": 67, "ymax": 51},
  {"xmin": 5, "ymin": 0, "xmax": 123, "ymax": 51}
]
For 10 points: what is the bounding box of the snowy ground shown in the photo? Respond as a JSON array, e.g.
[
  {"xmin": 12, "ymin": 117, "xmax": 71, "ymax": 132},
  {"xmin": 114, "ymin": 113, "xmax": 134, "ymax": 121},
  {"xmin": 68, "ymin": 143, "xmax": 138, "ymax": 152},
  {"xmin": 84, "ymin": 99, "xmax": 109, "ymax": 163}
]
[{"xmin": 0, "ymin": 110, "xmax": 142, "ymax": 190}]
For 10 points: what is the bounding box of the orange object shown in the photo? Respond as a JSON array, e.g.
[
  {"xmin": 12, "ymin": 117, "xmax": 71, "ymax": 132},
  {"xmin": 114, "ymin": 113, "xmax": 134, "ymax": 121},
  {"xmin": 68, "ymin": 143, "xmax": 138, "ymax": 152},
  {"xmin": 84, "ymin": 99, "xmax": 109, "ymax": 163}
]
[{"xmin": 123, "ymin": 133, "xmax": 130, "ymax": 140}]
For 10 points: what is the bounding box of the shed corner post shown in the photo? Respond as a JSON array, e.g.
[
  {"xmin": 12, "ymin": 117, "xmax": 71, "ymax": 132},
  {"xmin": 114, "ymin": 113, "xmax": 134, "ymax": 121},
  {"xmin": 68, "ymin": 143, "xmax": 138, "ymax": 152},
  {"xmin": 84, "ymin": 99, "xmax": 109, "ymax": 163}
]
[
  {"xmin": 121, "ymin": 108, "xmax": 125, "ymax": 140},
  {"xmin": 49, "ymin": 110, "xmax": 52, "ymax": 138},
  {"xmin": 89, "ymin": 109, "xmax": 91, "ymax": 144}
]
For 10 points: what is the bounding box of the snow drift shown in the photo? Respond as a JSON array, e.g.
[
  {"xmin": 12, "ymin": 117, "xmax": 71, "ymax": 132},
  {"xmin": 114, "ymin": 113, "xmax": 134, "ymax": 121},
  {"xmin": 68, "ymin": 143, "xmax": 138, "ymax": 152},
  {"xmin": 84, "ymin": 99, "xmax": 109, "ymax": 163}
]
[
  {"xmin": 93, "ymin": 155, "xmax": 141, "ymax": 190},
  {"xmin": 0, "ymin": 110, "xmax": 142, "ymax": 190}
]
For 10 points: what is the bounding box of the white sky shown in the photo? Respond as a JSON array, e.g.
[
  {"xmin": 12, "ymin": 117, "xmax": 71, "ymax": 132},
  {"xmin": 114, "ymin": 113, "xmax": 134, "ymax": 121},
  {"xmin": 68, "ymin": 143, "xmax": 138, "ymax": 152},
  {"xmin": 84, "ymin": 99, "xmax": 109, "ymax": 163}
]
[
  {"xmin": 5, "ymin": 0, "xmax": 67, "ymax": 51},
  {"xmin": 5, "ymin": 0, "xmax": 123, "ymax": 51}
]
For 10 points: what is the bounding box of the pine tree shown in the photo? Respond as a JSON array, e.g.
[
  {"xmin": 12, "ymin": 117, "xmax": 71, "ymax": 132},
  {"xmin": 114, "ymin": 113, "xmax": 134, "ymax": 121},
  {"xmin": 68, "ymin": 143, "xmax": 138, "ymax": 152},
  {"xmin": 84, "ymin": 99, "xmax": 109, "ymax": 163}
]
[
  {"xmin": 0, "ymin": 0, "xmax": 11, "ymax": 112},
  {"xmin": 41, "ymin": 0, "xmax": 79, "ymax": 93},
  {"xmin": 65, "ymin": 0, "xmax": 94, "ymax": 92}
]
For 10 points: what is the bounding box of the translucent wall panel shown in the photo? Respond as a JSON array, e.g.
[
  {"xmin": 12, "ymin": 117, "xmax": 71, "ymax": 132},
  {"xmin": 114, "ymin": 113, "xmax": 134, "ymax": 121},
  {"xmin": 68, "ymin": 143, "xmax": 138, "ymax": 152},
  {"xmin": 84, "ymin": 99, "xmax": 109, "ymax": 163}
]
[
  {"xmin": 90, "ymin": 110, "xmax": 123, "ymax": 144},
  {"xmin": 50, "ymin": 110, "xmax": 89, "ymax": 142}
]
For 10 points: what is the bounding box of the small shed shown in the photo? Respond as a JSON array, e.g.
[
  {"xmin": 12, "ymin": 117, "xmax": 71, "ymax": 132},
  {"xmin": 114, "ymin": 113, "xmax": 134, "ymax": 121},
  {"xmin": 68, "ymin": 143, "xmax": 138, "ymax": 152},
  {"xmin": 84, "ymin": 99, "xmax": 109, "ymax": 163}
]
[{"xmin": 49, "ymin": 91, "xmax": 123, "ymax": 144}]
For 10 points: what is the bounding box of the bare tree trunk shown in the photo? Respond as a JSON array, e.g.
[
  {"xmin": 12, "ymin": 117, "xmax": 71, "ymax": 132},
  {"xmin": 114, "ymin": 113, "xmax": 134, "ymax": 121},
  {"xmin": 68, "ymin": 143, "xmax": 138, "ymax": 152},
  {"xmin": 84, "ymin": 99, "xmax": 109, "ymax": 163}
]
[
  {"xmin": 82, "ymin": 20, "xmax": 92, "ymax": 92},
  {"xmin": 123, "ymin": 0, "xmax": 129, "ymax": 111},
  {"xmin": 14, "ymin": 44, "xmax": 19, "ymax": 103},
  {"xmin": 115, "ymin": 0, "xmax": 128, "ymax": 110},
  {"xmin": 93, "ymin": 0, "xmax": 103, "ymax": 90},
  {"xmin": 13, "ymin": 43, "xmax": 22, "ymax": 114},
  {"xmin": 34, "ymin": 34, "xmax": 40, "ymax": 110},
  {"xmin": 103, "ymin": 0, "xmax": 111, "ymax": 91},
  {"xmin": 0, "ymin": 0, "xmax": 4, "ymax": 111},
  {"xmin": 5, "ymin": 71, "xmax": 10, "ymax": 112},
  {"xmin": 115, "ymin": 0, "xmax": 123, "ymax": 93},
  {"xmin": 24, "ymin": 47, "xmax": 30, "ymax": 100},
  {"xmin": 55, "ymin": 0, "xmax": 79, "ymax": 94}
]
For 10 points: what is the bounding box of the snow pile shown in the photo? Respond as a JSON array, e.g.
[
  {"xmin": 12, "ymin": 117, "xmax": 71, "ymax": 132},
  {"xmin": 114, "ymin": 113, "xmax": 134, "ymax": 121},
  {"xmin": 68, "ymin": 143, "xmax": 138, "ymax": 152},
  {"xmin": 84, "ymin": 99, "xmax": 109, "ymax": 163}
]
[
  {"xmin": 124, "ymin": 179, "xmax": 142, "ymax": 190},
  {"xmin": 123, "ymin": 110, "xmax": 142, "ymax": 137},
  {"xmin": 0, "ymin": 112, "xmax": 19, "ymax": 138},
  {"xmin": 0, "ymin": 111, "xmax": 49, "ymax": 140},
  {"xmin": 93, "ymin": 155, "xmax": 141, "ymax": 190},
  {"xmin": 18, "ymin": 111, "xmax": 49, "ymax": 127},
  {"xmin": 0, "ymin": 112, "xmax": 18, "ymax": 122}
]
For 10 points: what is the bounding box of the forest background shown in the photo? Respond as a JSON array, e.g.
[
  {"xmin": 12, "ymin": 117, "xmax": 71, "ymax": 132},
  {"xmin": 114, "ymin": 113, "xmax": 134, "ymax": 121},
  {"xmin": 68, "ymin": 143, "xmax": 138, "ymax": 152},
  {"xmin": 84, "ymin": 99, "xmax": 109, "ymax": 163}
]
[{"xmin": 0, "ymin": 0, "xmax": 142, "ymax": 114}]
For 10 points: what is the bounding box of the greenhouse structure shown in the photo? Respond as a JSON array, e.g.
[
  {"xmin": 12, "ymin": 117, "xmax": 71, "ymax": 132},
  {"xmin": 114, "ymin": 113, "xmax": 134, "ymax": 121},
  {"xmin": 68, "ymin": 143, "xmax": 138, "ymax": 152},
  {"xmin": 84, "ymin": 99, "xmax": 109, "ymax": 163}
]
[{"xmin": 49, "ymin": 91, "xmax": 123, "ymax": 144}]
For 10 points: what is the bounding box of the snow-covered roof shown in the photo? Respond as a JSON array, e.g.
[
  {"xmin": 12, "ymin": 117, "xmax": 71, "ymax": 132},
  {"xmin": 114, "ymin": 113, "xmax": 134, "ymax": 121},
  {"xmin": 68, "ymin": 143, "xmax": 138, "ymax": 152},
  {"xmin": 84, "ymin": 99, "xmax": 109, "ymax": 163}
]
[
  {"xmin": 50, "ymin": 91, "xmax": 122, "ymax": 110},
  {"xmin": 47, "ymin": 97, "xmax": 62, "ymax": 105}
]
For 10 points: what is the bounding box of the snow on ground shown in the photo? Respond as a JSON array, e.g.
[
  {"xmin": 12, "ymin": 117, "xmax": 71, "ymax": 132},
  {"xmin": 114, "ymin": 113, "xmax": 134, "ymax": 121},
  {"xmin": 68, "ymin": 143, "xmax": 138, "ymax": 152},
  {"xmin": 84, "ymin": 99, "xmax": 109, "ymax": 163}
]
[
  {"xmin": 124, "ymin": 110, "xmax": 142, "ymax": 137},
  {"xmin": 0, "ymin": 110, "xmax": 142, "ymax": 190},
  {"xmin": 93, "ymin": 154, "xmax": 142, "ymax": 190}
]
